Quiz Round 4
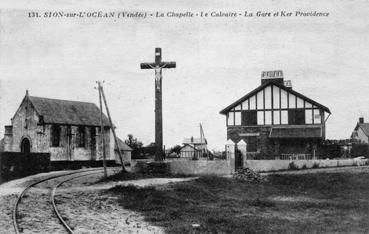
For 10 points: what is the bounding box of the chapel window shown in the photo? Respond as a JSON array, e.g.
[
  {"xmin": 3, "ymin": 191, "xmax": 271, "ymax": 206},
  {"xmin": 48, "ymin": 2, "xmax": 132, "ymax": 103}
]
[
  {"xmin": 51, "ymin": 125, "xmax": 61, "ymax": 147},
  {"xmin": 77, "ymin": 126, "xmax": 86, "ymax": 147}
]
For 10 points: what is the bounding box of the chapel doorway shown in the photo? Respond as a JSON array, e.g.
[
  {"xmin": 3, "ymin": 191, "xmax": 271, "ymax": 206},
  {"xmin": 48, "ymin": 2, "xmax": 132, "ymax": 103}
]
[{"xmin": 21, "ymin": 138, "xmax": 31, "ymax": 153}]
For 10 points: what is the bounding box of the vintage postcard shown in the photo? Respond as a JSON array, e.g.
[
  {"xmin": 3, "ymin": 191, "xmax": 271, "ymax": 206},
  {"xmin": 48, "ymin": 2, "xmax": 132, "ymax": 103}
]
[{"xmin": 0, "ymin": 0, "xmax": 368, "ymax": 233}]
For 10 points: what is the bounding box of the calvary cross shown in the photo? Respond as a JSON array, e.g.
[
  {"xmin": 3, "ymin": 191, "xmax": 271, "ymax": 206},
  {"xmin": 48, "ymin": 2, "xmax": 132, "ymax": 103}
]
[{"xmin": 141, "ymin": 48, "xmax": 176, "ymax": 161}]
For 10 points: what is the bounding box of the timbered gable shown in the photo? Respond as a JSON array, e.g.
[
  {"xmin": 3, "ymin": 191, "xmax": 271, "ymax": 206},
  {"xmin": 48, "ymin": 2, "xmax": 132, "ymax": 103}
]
[{"xmin": 222, "ymin": 82, "xmax": 330, "ymax": 127}]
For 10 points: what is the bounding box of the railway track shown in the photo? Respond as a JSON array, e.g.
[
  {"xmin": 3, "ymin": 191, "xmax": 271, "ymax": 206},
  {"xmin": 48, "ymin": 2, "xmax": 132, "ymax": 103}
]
[
  {"xmin": 51, "ymin": 170, "xmax": 104, "ymax": 234},
  {"xmin": 12, "ymin": 168, "xmax": 105, "ymax": 234}
]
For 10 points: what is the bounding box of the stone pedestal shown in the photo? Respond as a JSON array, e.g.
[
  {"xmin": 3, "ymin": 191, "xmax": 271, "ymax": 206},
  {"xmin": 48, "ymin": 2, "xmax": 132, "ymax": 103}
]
[
  {"xmin": 237, "ymin": 139, "xmax": 247, "ymax": 166},
  {"xmin": 226, "ymin": 139, "xmax": 235, "ymax": 173}
]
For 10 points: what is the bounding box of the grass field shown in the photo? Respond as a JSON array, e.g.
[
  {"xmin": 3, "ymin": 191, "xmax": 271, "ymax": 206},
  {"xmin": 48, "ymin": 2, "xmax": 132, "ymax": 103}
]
[{"xmin": 108, "ymin": 170, "xmax": 369, "ymax": 233}]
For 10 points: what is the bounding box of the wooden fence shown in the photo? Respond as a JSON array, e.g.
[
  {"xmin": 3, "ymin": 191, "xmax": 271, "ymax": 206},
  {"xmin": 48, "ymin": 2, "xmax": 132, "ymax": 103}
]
[{"xmin": 277, "ymin": 154, "xmax": 314, "ymax": 160}]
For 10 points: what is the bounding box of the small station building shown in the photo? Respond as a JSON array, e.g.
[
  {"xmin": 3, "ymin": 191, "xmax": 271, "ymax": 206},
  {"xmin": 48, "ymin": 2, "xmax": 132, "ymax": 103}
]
[{"xmin": 180, "ymin": 137, "xmax": 208, "ymax": 158}]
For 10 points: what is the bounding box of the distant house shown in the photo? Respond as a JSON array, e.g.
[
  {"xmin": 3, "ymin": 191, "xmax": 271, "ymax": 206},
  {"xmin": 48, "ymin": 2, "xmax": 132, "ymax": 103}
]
[
  {"xmin": 183, "ymin": 137, "xmax": 207, "ymax": 150},
  {"xmin": 2, "ymin": 91, "xmax": 119, "ymax": 163},
  {"xmin": 351, "ymin": 117, "xmax": 369, "ymax": 143},
  {"xmin": 115, "ymin": 137, "xmax": 132, "ymax": 164},
  {"xmin": 180, "ymin": 144, "xmax": 202, "ymax": 158},
  {"xmin": 180, "ymin": 137, "xmax": 208, "ymax": 158},
  {"xmin": 220, "ymin": 70, "xmax": 331, "ymax": 158}
]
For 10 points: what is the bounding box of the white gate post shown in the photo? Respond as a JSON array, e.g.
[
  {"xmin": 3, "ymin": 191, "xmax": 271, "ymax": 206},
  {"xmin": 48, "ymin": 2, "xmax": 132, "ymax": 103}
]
[
  {"xmin": 237, "ymin": 139, "xmax": 247, "ymax": 168},
  {"xmin": 226, "ymin": 139, "xmax": 235, "ymax": 173}
]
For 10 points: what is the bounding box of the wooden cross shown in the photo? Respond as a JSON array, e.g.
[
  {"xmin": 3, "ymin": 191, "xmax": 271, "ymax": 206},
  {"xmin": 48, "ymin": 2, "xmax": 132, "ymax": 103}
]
[{"xmin": 141, "ymin": 48, "xmax": 176, "ymax": 161}]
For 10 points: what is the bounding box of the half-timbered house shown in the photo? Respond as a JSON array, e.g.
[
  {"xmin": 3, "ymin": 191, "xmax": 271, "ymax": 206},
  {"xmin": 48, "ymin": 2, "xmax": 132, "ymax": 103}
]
[
  {"xmin": 220, "ymin": 70, "xmax": 331, "ymax": 158},
  {"xmin": 3, "ymin": 91, "xmax": 117, "ymax": 164}
]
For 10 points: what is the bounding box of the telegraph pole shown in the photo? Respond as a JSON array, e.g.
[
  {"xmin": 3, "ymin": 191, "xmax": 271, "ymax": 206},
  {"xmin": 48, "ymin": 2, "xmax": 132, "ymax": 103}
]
[
  {"xmin": 98, "ymin": 81, "xmax": 108, "ymax": 178},
  {"xmin": 100, "ymin": 85, "xmax": 126, "ymax": 172}
]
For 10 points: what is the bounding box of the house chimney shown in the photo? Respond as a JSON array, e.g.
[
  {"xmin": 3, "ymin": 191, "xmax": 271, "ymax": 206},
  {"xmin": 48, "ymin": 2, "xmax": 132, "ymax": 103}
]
[
  {"xmin": 26, "ymin": 90, "xmax": 29, "ymax": 96},
  {"xmin": 284, "ymin": 80, "xmax": 292, "ymax": 90},
  {"xmin": 359, "ymin": 117, "xmax": 364, "ymax": 124},
  {"xmin": 261, "ymin": 70, "xmax": 284, "ymax": 85}
]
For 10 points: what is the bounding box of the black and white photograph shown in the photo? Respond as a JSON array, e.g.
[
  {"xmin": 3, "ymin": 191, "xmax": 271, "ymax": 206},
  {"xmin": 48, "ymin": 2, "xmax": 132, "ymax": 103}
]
[{"xmin": 0, "ymin": 0, "xmax": 369, "ymax": 233}]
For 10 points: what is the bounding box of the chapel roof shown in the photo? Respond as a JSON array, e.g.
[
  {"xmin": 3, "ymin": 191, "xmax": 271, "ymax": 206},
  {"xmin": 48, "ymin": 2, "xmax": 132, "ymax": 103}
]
[{"xmin": 25, "ymin": 95, "xmax": 110, "ymax": 126}]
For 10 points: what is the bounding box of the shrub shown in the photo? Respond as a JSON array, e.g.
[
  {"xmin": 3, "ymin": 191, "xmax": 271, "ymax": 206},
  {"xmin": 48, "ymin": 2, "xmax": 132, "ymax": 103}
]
[
  {"xmin": 320, "ymin": 144, "xmax": 342, "ymax": 159},
  {"xmin": 233, "ymin": 168, "xmax": 266, "ymax": 183},
  {"xmin": 288, "ymin": 162, "xmax": 299, "ymax": 170},
  {"xmin": 301, "ymin": 164, "xmax": 307, "ymax": 170},
  {"xmin": 351, "ymin": 143, "xmax": 369, "ymax": 158},
  {"xmin": 312, "ymin": 162, "xmax": 320, "ymax": 169}
]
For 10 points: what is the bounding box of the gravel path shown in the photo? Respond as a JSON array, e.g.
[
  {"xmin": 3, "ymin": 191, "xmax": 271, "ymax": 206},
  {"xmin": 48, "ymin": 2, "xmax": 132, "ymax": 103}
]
[
  {"xmin": 0, "ymin": 169, "xmax": 96, "ymax": 234},
  {"xmin": 17, "ymin": 172, "xmax": 104, "ymax": 234},
  {"xmin": 0, "ymin": 168, "xmax": 117, "ymax": 234},
  {"xmin": 53, "ymin": 176, "xmax": 196, "ymax": 234}
]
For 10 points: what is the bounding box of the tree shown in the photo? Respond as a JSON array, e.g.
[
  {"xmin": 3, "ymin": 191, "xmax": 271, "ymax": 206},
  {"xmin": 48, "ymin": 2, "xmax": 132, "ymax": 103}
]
[
  {"xmin": 170, "ymin": 145, "xmax": 182, "ymax": 154},
  {"xmin": 125, "ymin": 134, "xmax": 143, "ymax": 150}
]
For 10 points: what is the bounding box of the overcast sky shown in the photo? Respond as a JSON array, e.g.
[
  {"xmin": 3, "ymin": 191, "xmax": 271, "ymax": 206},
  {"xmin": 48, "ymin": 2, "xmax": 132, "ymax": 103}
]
[{"xmin": 0, "ymin": 0, "xmax": 368, "ymax": 150}]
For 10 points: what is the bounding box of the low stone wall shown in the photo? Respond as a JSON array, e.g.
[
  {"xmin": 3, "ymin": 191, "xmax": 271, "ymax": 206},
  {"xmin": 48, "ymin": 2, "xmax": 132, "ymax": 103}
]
[
  {"xmin": 0, "ymin": 152, "xmax": 50, "ymax": 181},
  {"xmin": 244, "ymin": 159, "xmax": 369, "ymax": 172},
  {"xmin": 49, "ymin": 160, "xmax": 116, "ymax": 171},
  {"xmin": 167, "ymin": 159, "xmax": 232, "ymax": 175},
  {"xmin": 131, "ymin": 158, "xmax": 368, "ymax": 175}
]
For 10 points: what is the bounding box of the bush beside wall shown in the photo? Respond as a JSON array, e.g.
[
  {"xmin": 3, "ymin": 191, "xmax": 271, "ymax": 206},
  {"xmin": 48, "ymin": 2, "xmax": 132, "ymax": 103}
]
[
  {"xmin": 351, "ymin": 144, "xmax": 369, "ymax": 158},
  {"xmin": 320, "ymin": 144, "xmax": 342, "ymax": 159}
]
